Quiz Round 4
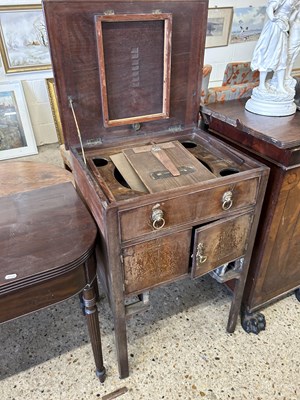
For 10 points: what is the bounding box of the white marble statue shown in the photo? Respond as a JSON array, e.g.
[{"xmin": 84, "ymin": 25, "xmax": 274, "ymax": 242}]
[
  {"xmin": 286, "ymin": 5, "xmax": 300, "ymax": 79},
  {"xmin": 245, "ymin": 0, "xmax": 300, "ymax": 116}
]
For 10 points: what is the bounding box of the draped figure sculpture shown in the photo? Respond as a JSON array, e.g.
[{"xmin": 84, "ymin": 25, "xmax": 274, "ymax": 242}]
[
  {"xmin": 286, "ymin": 5, "xmax": 300, "ymax": 79},
  {"xmin": 245, "ymin": 0, "xmax": 300, "ymax": 116}
]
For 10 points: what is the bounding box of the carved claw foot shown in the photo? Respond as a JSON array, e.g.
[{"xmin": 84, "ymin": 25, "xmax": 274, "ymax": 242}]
[
  {"xmin": 241, "ymin": 310, "xmax": 266, "ymax": 334},
  {"xmin": 295, "ymin": 288, "xmax": 300, "ymax": 302}
]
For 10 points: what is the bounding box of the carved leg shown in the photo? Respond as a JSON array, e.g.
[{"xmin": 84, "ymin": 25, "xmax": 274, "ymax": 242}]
[
  {"xmin": 295, "ymin": 288, "xmax": 300, "ymax": 302},
  {"xmin": 241, "ymin": 309, "xmax": 266, "ymax": 334},
  {"xmin": 82, "ymin": 284, "xmax": 106, "ymax": 383}
]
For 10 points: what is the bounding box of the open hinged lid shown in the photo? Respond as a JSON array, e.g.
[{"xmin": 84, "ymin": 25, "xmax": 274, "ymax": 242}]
[{"xmin": 43, "ymin": 0, "xmax": 208, "ymax": 149}]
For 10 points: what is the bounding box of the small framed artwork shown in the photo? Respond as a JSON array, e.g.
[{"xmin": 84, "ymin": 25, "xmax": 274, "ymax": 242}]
[
  {"xmin": 0, "ymin": 81, "xmax": 37, "ymax": 160},
  {"xmin": 0, "ymin": 5, "xmax": 51, "ymax": 73},
  {"xmin": 205, "ymin": 7, "xmax": 233, "ymax": 48},
  {"xmin": 230, "ymin": 7, "xmax": 266, "ymax": 44},
  {"xmin": 46, "ymin": 78, "xmax": 64, "ymax": 144}
]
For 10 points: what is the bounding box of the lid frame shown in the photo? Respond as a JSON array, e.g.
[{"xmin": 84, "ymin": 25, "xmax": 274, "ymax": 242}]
[{"xmin": 96, "ymin": 12, "xmax": 172, "ymax": 127}]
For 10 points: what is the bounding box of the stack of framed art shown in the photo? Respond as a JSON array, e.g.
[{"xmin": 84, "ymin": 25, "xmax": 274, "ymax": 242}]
[{"xmin": 0, "ymin": 4, "xmax": 52, "ymax": 160}]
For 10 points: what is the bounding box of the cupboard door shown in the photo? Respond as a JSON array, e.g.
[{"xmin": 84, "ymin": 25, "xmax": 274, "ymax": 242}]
[
  {"xmin": 122, "ymin": 230, "xmax": 191, "ymax": 295},
  {"xmin": 191, "ymin": 212, "xmax": 253, "ymax": 279}
]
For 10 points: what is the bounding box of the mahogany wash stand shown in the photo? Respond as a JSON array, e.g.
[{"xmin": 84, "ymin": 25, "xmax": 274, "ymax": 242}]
[
  {"xmin": 0, "ymin": 162, "xmax": 106, "ymax": 382},
  {"xmin": 43, "ymin": 0, "xmax": 269, "ymax": 378}
]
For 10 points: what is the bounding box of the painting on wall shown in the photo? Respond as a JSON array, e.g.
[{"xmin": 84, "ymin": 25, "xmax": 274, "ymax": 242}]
[
  {"xmin": 0, "ymin": 81, "xmax": 37, "ymax": 160},
  {"xmin": 205, "ymin": 7, "xmax": 233, "ymax": 48},
  {"xmin": 0, "ymin": 5, "xmax": 51, "ymax": 73},
  {"xmin": 230, "ymin": 6, "xmax": 266, "ymax": 44}
]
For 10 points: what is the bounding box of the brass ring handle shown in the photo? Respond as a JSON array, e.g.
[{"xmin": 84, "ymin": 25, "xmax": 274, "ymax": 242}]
[
  {"xmin": 222, "ymin": 191, "xmax": 233, "ymax": 211},
  {"xmin": 222, "ymin": 199, "xmax": 233, "ymax": 210},
  {"xmin": 153, "ymin": 217, "xmax": 166, "ymax": 230},
  {"xmin": 151, "ymin": 207, "xmax": 166, "ymax": 230}
]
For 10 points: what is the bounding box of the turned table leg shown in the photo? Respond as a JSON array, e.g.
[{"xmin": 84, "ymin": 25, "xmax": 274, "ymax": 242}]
[{"xmin": 82, "ymin": 284, "xmax": 106, "ymax": 383}]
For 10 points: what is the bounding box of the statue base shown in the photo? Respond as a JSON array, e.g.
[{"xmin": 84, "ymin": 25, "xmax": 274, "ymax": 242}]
[
  {"xmin": 245, "ymin": 84, "xmax": 297, "ymax": 117},
  {"xmin": 245, "ymin": 98, "xmax": 297, "ymax": 117},
  {"xmin": 245, "ymin": 97, "xmax": 297, "ymax": 116}
]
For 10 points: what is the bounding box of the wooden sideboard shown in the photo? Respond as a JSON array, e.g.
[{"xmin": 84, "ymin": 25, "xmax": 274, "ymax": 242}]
[{"xmin": 201, "ymin": 99, "xmax": 300, "ymax": 333}]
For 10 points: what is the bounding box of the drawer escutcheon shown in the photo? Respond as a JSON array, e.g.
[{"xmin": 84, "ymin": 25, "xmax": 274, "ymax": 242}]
[{"xmin": 196, "ymin": 242, "xmax": 208, "ymax": 265}]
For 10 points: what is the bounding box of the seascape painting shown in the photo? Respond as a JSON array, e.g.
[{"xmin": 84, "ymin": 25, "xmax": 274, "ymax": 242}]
[
  {"xmin": 230, "ymin": 6, "xmax": 266, "ymax": 44},
  {"xmin": 0, "ymin": 6, "xmax": 51, "ymax": 73}
]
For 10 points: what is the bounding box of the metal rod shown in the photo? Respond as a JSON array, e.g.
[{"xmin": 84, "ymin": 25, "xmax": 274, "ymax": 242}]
[{"xmin": 68, "ymin": 97, "xmax": 87, "ymax": 164}]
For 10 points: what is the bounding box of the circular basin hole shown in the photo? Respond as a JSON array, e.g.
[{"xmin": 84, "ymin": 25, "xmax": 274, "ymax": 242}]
[
  {"xmin": 180, "ymin": 141, "xmax": 197, "ymax": 148},
  {"xmin": 197, "ymin": 158, "xmax": 213, "ymax": 173},
  {"xmin": 93, "ymin": 158, "xmax": 109, "ymax": 167},
  {"xmin": 219, "ymin": 168, "xmax": 240, "ymax": 176},
  {"xmin": 114, "ymin": 168, "xmax": 130, "ymax": 189}
]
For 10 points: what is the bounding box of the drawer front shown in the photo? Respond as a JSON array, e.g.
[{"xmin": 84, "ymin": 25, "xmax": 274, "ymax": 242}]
[
  {"xmin": 122, "ymin": 230, "xmax": 191, "ymax": 295},
  {"xmin": 119, "ymin": 177, "xmax": 258, "ymax": 242},
  {"xmin": 191, "ymin": 212, "xmax": 253, "ymax": 279}
]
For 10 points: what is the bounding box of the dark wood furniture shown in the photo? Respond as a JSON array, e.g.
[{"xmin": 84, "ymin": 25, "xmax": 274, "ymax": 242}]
[
  {"xmin": 0, "ymin": 162, "xmax": 106, "ymax": 382},
  {"xmin": 43, "ymin": 0, "xmax": 269, "ymax": 378},
  {"xmin": 201, "ymin": 99, "xmax": 300, "ymax": 333}
]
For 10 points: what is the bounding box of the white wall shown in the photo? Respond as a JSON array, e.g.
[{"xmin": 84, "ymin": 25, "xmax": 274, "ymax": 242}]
[{"xmin": 0, "ymin": 0, "xmax": 299, "ymax": 146}]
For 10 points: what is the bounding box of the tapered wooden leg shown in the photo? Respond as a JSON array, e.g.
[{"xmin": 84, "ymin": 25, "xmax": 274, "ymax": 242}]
[
  {"xmin": 82, "ymin": 284, "xmax": 106, "ymax": 383},
  {"xmin": 112, "ymin": 306, "xmax": 129, "ymax": 379},
  {"xmin": 226, "ymin": 259, "xmax": 249, "ymax": 333}
]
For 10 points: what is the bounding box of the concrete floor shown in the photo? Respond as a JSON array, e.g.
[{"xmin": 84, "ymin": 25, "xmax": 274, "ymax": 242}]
[{"xmin": 1, "ymin": 144, "xmax": 300, "ymax": 400}]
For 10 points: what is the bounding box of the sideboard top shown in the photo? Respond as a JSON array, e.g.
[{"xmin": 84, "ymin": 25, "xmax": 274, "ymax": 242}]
[{"xmin": 201, "ymin": 99, "xmax": 300, "ymax": 150}]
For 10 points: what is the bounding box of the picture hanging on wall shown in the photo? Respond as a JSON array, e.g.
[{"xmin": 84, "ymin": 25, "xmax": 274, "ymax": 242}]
[
  {"xmin": 46, "ymin": 78, "xmax": 64, "ymax": 144},
  {"xmin": 230, "ymin": 6, "xmax": 266, "ymax": 44},
  {"xmin": 0, "ymin": 81, "xmax": 37, "ymax": 160},
  {"xmin": 205, "ymin": 7, "xmax": 233, "ymax": 48},
  {"xmin": 0, "ymin": 5, "xmax": 51, "ymax": 73}
]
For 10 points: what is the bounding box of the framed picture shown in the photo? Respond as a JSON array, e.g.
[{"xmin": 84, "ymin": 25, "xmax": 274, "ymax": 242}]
[
  {"xmin": 205, "ymin": 7, "xmax": 233, "ymax": 48},
  {"xmin": 230, "ymin": 6, "xmax": 266, "ymax": 44},
  {"xmin": 0, "ymin": 81, "xmax": 37, "ymax": 160},
  {"xmin": 46, "ymin": 78, "xmax": 64, "ymax": 144},
  {"xmin": 0, "ymin": 5, "xmax": 51, "ymax": 73}
]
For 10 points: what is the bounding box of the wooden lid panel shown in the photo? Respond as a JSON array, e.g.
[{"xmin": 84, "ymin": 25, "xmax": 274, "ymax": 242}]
[{"xmin": 43, "ymin": 0, "xmax": 208, "ymax": 148}]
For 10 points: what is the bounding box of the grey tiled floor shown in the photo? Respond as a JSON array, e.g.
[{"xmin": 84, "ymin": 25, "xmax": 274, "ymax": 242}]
[{"xmin": 1, "ymin": 144, "xmax": 300, "ymax": 400}]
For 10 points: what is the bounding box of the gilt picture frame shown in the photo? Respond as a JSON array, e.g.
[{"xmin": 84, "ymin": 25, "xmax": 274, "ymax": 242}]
[
  {"xmin": 0, "ymin": 4, "xmax": 51, "ymax": 73},
  {"xmin": 205, "ymin": 7, "xmax": 233, "ymax": 49},
  {"xmin": 46, "ymin": 78, "xmax": 64, "ymax": 144},
  {"xmin": 0, "ymin": 81, "xmax": 37, "ymax": 160}
]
